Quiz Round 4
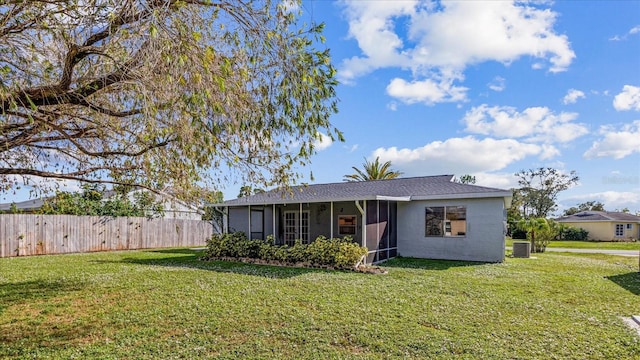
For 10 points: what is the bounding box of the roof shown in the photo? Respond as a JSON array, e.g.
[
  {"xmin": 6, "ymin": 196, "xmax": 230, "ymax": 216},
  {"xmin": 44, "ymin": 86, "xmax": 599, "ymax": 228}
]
[
  {"xmin": 556, "ymin": 211, "xmax": 640, "ymax": 223},
  {"xmin": 216, "ymin": 175, "xmax": 512, "ymax": 206},
  {"xmin": 0, "ymin": 197, "xmax": 48, "ymax": 212}
]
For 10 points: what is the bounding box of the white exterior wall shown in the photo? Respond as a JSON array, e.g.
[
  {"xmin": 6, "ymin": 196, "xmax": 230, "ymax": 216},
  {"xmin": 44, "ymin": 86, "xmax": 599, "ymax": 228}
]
[{"xmin": 397, "ymin": 198, "xmax": 506, "ymax": 262}]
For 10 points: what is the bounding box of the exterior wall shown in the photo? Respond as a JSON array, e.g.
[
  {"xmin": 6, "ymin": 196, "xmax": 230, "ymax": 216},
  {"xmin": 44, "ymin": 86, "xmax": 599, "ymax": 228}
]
[
  {"xmin": 397, "ymin": 198, "xmax": 506, "ymax": 262},
  {"xmin": 560, "ymin": 221, "xmax": 640, "ymax": 241}
]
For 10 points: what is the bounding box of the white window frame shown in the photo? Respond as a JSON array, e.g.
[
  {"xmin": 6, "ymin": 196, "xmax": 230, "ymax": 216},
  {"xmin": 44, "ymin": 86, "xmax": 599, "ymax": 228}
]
[
  {"xmin": 283, "ymin": 210, "xmax": 310, "ymax": 245},
  {"xmin": 615, "ymin": 224, "xmax": 624, "ymax": 237},
  {"xmin": 626, "ymin": 223, "xmax": 633, "ymax": 230}
]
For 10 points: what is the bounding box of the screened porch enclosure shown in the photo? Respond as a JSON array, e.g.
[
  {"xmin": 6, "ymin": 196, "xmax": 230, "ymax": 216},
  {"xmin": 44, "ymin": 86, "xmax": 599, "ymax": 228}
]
[{"xmin": 225, "ymin": 200, "xmax": 399, "ymax": 263}]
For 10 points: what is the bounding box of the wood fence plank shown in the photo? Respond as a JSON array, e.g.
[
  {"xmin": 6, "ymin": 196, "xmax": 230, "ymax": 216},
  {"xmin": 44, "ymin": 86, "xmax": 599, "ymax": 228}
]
[{"xmin": 0, "ymin": 214, "xmax": 212, "ymax": 257}]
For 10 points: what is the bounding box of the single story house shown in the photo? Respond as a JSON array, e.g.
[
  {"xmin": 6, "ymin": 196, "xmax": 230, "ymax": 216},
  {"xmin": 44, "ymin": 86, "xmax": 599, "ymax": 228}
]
[
  {"xmin": 0, "ymin": 189, "xmax": 203, "ymax": 220},
  {"xmin": 555, "ymin": 211, "xmax": 640, "ymax": 241},
  {"xmin": 212, "ymin": 175, "xmax": 512, "ymax": 263}
]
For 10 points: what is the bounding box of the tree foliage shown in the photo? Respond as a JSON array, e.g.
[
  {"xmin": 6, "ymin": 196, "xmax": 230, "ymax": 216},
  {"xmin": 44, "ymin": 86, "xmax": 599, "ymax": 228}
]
[
  {"xmin": 517, "ymin": 217, "xmax": 560, "ymax": 253},
  {"xmin": 38, "ymin": 184, "xmax": 163, "ymax": 217},
  {"xmin": 514, "ymin": 168, "xmax": 579, "ymax": 218},
  {"xmin": 0, "ymin": 0, "xmax": 341, "ymax": 201},
  {"xmin": 454, "ymin": 174, "xmax": 476, "ymax": 184},
  {"xmin": 563, "ymin": 201, "xmax": 605, "ymax": 216},
  {"xmin": 343, "ymin": 156, "xmax": 402, "ymax": 182}
]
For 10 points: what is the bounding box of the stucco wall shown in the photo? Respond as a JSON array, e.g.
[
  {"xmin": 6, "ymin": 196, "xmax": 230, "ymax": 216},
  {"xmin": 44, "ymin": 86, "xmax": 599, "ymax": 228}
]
[
  {"xmin": 397, "ymin": 198, "xmax": 506, "ymax": 262},
  {"xmin": 560, "ymin": 221, "xmax": 639, "ymax": 241}
]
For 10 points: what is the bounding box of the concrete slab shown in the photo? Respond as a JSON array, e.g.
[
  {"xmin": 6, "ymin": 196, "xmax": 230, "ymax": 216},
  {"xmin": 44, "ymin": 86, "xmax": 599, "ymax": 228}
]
[{"xmin": 623, "ymin": 317, "xmax": 640, "ymax": 337}]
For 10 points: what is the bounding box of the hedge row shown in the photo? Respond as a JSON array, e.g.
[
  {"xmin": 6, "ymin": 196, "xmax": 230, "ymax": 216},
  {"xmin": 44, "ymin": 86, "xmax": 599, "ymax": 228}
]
[{"xmin": 201, "ymin": 232, "xmax": 368, "ymax": 270}]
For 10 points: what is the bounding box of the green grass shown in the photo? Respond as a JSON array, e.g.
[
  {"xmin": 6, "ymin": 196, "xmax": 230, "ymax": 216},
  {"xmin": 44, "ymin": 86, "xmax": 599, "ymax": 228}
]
[
  {"xmin": 507, "ymin": 237, "xmax": 640, "ymax": 250},
  {"xmin": 1, "ymin": 249, "xmax": 639, "ymax": 359}
]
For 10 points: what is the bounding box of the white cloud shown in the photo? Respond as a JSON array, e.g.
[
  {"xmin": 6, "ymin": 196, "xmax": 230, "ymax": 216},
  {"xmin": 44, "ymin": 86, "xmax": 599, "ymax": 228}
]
[
  {"xmin": 462, "ymin": 105, "xmax": 588, "ymax": 143},
  {"xmin": 613, "ymin": 85, "xmax": 640, "ymax": 111},
  {"xmin": 562, "ymin": 89, "xmax": 585, "ymax": 104},
  {"xmin": 488, "ymin": 76, "xmax": 506, "ymax": 92},
  {"xmin": 372, "ymin": 136, "xmax": 549, "ymax": 175},
  {"xmin": 609, "ymin": 25, "xmax": 640, "ymax": 41},
  {"xmin": 313, "ymin": 132, "xmax": 333, "ymax": 151},
  {"xmin": 473, "ymin": 172, "xmax": 519, "ymax": 189},
  {"xmin": 386, "ymin": 101, "xmax": 398, "ymax": 111},
  {"xmin": 584, "ymin": 120, "xmax": 640, "ymax": 159},
  {"xmin": 339, "ymin": 0, "xmax": 575, "ymax": 100},
  {"xmin": 386, "ymin": 77, "xmax": 468, "ymax": 105}
]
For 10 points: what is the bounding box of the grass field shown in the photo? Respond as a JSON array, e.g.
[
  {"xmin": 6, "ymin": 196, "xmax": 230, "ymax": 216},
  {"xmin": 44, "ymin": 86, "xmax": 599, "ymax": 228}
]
[
  {"xmin": 1, "ymin": 248, "xmax": 639, "ymax": 359},
  {"xmin": 506, "ymin": 238, "xmax": 640, "ymax": 251}
]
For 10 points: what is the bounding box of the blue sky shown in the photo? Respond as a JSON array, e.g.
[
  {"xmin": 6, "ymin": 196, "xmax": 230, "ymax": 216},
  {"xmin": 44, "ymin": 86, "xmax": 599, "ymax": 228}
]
[
  {"xmin": 265, "ymin": 0, "xmax": 639, "ymax": 215},
  {"xmin": 4, "ymin": 1, "xmax": 639, "ymax": 215}
]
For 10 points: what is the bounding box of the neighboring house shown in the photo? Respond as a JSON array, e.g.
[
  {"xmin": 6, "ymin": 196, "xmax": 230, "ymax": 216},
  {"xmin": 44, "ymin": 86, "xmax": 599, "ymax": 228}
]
[
  {"xmin": 0, "ymin": 190, "xmax": 203, "ymax": 220},
  {"xmin": 211, "ymin": 175, "xmax": 512, "ymax": 263},
  {"xmin": 556, "ymin": 211, "xmax": 640, "ymax": 241},
  {"xmin": 0, "ymin": 198, "xmax": 47, "ymax": 213}
]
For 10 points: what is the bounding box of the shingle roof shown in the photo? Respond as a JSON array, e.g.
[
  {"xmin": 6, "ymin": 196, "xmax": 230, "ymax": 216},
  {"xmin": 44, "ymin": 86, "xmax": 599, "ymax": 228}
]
[
  {"xmin": 217, "ymin": 175, "xmax": 512, "ymax": 206},
  {"xmin": 556, "ymin": 211, "xmax": 640, "ymax": 222}
]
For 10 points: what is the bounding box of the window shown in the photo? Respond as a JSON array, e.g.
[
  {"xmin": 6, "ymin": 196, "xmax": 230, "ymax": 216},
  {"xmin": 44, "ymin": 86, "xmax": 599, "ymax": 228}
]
[
  {"xmin": 626, "ymin": 224, "xmax": 633, "ymax": 230},
  {"xmin": 615, "ymin": 224, "xmax": 624, "ymax": 237},
  {"xmin": 425, "ymin": 206, "xmax": 466, "ymax": 237},
  {"xmin": 338, "ymin": 215, "xmax": 357, "ymax": 235},
  {"xmin": 284, "ymin": 211, "xmax": 309, "ymax": 245}
]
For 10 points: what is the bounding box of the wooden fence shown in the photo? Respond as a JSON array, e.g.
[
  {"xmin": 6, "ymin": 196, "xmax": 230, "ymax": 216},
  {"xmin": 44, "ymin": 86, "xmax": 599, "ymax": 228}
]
[{"xmin": 0, "ymin": 214, "xmax": 213, "ymax": 258}]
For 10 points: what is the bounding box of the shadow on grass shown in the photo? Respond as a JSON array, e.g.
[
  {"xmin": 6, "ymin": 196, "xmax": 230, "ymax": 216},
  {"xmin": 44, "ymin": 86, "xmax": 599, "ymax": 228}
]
[
  {"xmin": 93, "ymin": 249, "xmax": 328, "ymax": 279},
  {"xmin": 0, "ymin": 279, "xmax": 85, "ymax": 314},
  {"xmin": 382, "ymin": 256, "xmax": 489, "ymax": 270},
  {"xmin": 606, "ymin": 272, "xmax": 640, "ymax": 295}
]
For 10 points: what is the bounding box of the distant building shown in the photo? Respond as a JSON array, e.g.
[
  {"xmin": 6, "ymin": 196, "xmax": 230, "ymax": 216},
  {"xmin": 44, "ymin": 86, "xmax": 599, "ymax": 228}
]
[
  {"xmin": 556, "ymin": 211, "xmax": 640, "ymax": 241},
  {"xmin": 0, "ymin": 190, "xmax": 203, "ymax": 220}
]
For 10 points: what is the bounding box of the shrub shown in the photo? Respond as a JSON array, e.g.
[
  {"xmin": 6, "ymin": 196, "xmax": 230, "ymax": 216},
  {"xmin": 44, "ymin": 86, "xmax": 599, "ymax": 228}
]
[
  {"xmin": 561, "ymin": 227, "xmax": 589, "ymax": 241},
  {"xmin": 202, "ymin": 233, "xmax": 367, "ymax": 270}
]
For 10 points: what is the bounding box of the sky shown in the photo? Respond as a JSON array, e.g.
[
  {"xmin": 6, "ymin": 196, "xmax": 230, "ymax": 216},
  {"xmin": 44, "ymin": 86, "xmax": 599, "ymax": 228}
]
[
  {"xmin": 3, "ymin": 0, "xmax": 639, "ymax": 215},
  {"xmin": 268, "ymin": 0, "xmax": 639, "ymax": 215}
]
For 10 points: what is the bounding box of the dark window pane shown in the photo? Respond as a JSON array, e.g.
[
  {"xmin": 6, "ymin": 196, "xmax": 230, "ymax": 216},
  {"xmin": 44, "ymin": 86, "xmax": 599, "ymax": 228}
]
[
  {"xmin": 378, "ymin": 250, "xmax": 388, "ymax": 261},
  {"xmin": 389, "ymin": 248, "xmax": 397, "ymax": 258},
  {"xmin": 425, "ymin": 207, "xmax": 444, "ymax": 236}
]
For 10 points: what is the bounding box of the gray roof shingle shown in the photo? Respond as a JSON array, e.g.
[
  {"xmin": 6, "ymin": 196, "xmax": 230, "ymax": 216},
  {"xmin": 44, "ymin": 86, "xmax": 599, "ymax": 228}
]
[
  {"xmin": 217, "ymin": 175, "xmax": 512, "ymax": 206},
  {"xmin": 556, "ymin": 211, "xmax": 640, "ymax": 222}
]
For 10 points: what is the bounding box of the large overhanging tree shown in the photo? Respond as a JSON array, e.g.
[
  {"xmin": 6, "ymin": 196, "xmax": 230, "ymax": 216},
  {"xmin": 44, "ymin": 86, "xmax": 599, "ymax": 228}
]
[{"xmin": 0, "ymin": 0, "xmax": 340, "ymax": 201}]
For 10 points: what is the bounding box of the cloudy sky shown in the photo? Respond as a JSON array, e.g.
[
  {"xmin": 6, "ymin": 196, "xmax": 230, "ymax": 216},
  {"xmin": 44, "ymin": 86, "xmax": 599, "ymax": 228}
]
[
  {"xmin": 4, "ymin": 1, "xmax": 639, "ymax": 215},
  {"xmin": 287, "ymin": 0, "xmax": 639, "ymax": 214}
]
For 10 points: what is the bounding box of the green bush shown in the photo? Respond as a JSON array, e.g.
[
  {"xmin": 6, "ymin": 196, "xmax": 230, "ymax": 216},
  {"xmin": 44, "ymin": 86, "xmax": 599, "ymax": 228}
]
[
  {"xmin": 561, "ymin": 227, "xmax": 589, "ymax": 241},
  {"xmin": 202, "ymin": 233, "xmax": 367, "ymax": 270}
]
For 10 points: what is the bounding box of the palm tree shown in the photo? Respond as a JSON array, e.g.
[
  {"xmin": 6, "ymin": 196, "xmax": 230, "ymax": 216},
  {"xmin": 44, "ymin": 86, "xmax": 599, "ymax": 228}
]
[
  {"xmin": 343, "ymin": 157, "xmax": 402, "ymax": 182},
  {"xmin": 517, "ymin": 217, "xmax": 550, "ymax": 253}
]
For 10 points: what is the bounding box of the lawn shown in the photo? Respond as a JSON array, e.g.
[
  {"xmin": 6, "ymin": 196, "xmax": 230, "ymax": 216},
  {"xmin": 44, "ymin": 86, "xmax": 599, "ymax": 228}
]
[
  {"xmin": 1, "ymin": 249, "xmax": 639, "ymax": 359},
  {"xmin": 506, "ymin": 237, "xmax": 640, "ymax": 250}
]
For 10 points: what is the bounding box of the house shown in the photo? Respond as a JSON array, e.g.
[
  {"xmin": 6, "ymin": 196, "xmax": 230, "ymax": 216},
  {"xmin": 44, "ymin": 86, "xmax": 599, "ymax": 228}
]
[
  {"xmin": 0, "ymin": 189, "xmax": 203, "ymax": 220},
  {"xmin": 211, "ymin": 175, "xmax": 512, "ymax": 263},
  {"xmin": 556, "ymin": 211, "xmax": 640, "ymax": 241}
]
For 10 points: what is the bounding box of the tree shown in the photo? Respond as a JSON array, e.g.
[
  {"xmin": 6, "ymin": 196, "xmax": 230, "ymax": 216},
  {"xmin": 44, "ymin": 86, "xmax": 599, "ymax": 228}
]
[
  {"xmin": 563, "ymin": 201, "xmax": 605, "ymax": 215},
  {"xmin": 237, "ymin": 185, "xmax": 264, "ymax": 198},
  {"xmin": 0, "ymin": 1, "xmax": 341, "ymax": 202},
  {"xmin": 38, "ymin": 184, "xmax": 163, "ymax": 217},
  {"xmin": 517, "ymin": 217, "xmax": 555, "ymax": 253},
  {"xmin": 514, "ymin": 168, "xmax": 579, "ymax": 218},
  {"xmin": 454, "ymin": 174, "xmax": 476, "ymax": 184},
  {"xmin": 343, "ymin": 157, "xmax": 402, "ymax": 182}
]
